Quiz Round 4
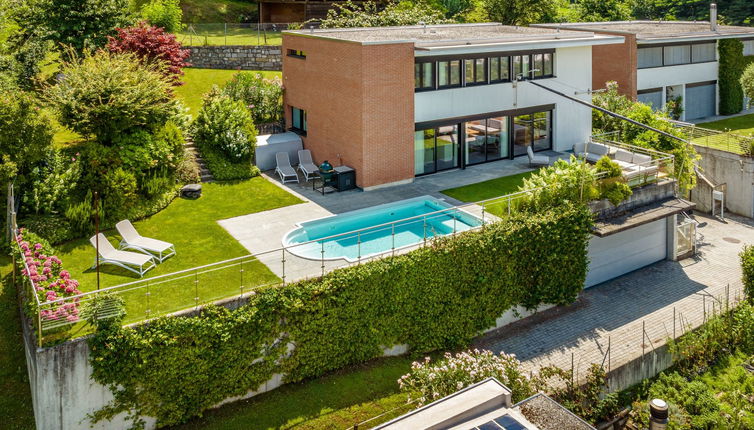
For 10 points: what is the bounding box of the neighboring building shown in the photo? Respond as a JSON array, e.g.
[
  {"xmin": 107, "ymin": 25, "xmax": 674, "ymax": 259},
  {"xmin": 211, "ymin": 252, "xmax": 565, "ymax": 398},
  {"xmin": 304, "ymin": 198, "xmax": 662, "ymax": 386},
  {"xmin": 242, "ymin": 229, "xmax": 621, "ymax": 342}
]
[
  {"xmin": 373, "ymin": 377, "xmax": 595, "ymax": 430},
  {"xmin": 282, "ymin": 24, "xmax": 623, "ymax": 189},
  {"xmin": 259, "ymin": 0, "xmax": 368, "ymax": 23},
  {"xmin": 535, "ymin": 16, "xmax": 754, "ymax": 121}
]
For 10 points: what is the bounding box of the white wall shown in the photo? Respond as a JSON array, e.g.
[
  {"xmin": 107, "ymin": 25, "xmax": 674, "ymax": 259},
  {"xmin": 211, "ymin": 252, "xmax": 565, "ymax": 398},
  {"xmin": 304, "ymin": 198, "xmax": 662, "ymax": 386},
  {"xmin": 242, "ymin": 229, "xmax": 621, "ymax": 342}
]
[
  {"xmin": 637, "ymin": 62, "xmax": 718, "ymax": 91},
  {"xmin": 414, "ymin": 46, "xmax": 594, "ymax": 153}
]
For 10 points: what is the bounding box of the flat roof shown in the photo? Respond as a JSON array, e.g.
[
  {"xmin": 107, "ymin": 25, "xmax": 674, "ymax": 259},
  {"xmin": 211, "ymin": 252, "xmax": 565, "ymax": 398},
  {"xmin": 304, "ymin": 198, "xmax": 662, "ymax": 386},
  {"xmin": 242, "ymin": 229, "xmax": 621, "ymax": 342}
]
[
  {"xmin": 284, "ymin": 23, "xmax": 622, "ymax": 49},
  {"xmin": 593, "ymin": 198, "xmax": 696, "ymax": 237},
  {"xmin": 534, "ymin": 21, "xmax": 754, "ymax": 43}
]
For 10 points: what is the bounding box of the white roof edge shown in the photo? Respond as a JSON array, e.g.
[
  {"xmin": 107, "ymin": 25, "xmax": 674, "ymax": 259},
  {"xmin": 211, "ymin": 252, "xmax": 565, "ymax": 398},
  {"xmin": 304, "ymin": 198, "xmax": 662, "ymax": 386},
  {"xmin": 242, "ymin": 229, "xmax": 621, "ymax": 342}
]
[
  {"xmin": 639, "ymin": 33, "xmax": 754, "ymax": 44},
  {"xmin": 414, "ymin": 34, "xmax": 624, "ymax": 55}
]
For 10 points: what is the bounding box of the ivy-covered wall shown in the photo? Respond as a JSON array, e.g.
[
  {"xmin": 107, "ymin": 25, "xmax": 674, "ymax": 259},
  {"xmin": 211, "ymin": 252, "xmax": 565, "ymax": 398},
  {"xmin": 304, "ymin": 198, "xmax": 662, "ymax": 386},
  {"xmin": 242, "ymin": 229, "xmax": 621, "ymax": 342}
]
[
  {"xmin": 87, "ymin": 204, "xmax": 593, "ymax": 428},
  {"xmin": 718, "ymin": 39, "xmax": 746, "ymax": 116}
]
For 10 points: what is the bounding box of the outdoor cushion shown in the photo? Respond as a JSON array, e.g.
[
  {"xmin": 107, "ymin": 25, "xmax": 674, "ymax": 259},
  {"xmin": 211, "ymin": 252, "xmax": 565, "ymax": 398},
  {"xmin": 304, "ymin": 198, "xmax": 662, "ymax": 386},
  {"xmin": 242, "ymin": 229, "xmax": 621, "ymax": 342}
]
[
  {"xmin": 573, "ymin": 142, "xmax": 586, "ymax": 156},
  {"xmin": 614, "ymin": 149, "xmax": 634, "ymax": 164},
  {"xmin": 585, "ymin": 152, "xmax": 605, "ymax": 163},
  {"xmin": 588, "ymin": 143, "xmax": 610, "ymax": 156},
  {"xmin": 633, "ymin": 153, "xmax": 652, "ymax": 165}
]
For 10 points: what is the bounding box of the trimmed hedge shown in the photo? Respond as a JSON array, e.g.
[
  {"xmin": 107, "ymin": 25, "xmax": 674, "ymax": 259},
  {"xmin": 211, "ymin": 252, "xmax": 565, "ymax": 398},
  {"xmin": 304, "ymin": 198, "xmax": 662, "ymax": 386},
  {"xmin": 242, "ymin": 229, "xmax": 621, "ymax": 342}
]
[
  {"xmin": 719, "ymin": 39, "xmax": 746, "ymax": 116},
  {"xmin": 88, "ymin": 203, "xmax": 593, "ymax": 428},
  {"xmin": 743, "ymin": 245, "xmax": 754, "ymax": 302}
]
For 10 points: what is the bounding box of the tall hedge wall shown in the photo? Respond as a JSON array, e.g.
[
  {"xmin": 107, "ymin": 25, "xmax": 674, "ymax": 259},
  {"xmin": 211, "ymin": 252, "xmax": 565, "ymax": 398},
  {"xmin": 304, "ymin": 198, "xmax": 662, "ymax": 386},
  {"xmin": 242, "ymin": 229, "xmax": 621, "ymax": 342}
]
[
  {"xmin": 718, "ymin": 39, "xmax": 745, "ymax": 116},
  {"xmin": 88, "ymin": 204, "xmax": 593, "ymax": 428}
]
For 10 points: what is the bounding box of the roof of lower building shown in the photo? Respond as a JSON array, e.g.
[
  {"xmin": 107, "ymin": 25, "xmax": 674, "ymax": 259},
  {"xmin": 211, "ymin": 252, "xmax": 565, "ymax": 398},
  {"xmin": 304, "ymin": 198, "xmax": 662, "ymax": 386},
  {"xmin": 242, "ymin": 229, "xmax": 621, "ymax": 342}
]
[
  {"xmin": 533, "ymin": 21, "xmax": 754, "ymax": 43},
  {"xmin": 284, "ymin": 23, "xmax": 623, "ymax": 50}
]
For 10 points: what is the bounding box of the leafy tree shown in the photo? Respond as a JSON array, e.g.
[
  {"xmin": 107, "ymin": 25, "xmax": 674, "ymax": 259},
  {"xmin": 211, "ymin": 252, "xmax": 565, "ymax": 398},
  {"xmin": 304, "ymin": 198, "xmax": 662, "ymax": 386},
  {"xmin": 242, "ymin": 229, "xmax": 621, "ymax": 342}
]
[
  {"xmin": 577, "ymin": 0, "xmax": 633, "ymax": 21},
  {"xmin": 19, "ymin": 0, "xmax": 132, "ymax": 53},
  {"xmin": 0, "ymin": 90, "xmax": 54, "ymax": 183},
  {"xmin": 741, "ymin": 63, "xmax": 754, "ymax": 110},
  {"xmin": 140, "ymin": 0, "xmax": 183, "ymax": 33},
  {"xmin": 318, "ymin": 1, "xmax": 452, "ymax": 28},
  {"xmin": 44, "ymin": 50, "xmax": 176, "ymax": 145},
  {"xmin": 106, "ymin": 22, "xmax": 190, "ymax": 85},
  {"xmin": 481, "ymin": 0, "xmax": 558, "ymax": 25},
  {"xmin": 222, "ymin": 72, "xmax": 283, "ymax": 124},
  {"xmin": 193, "ymin": 87, "xmax": 257, "ymax": 160}
]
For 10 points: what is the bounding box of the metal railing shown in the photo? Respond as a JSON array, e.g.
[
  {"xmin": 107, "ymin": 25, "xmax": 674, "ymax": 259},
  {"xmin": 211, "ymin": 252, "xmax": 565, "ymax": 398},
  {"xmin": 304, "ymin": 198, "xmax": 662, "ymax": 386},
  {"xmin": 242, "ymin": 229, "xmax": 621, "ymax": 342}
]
[
  {"xmin": 176, "ymin": 23, "xmax": 312, "ymax": 46},
  {"xmin": 666, "ymin": 119, "xmax": 754, "ymax": 156},
  {"xmin": 14, "ymin": 141, "xmax": 677, "ymax": 345},
  {"xmin": 590, "ymin": 131, "xmax": 676, "ymax": 188}
]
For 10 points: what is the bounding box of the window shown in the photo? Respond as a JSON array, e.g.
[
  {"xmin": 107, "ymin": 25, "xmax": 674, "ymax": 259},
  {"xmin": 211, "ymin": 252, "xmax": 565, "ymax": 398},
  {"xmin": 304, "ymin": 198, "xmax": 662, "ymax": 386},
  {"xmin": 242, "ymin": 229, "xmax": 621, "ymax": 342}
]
[
  {"xmin": 543, "ymin": 52, "xmax": 553, "ymax": 76},
  {"xmin": 638, "ymin": 46, "xmax": 663, "ymax": 68},
  {"xmin": 437, "ymin": 60, "xmax": 461, "ymax": 87},
  {"xmin": 291, "ymin": 107, "xmax": 307, "ymax": 134},
  {"xmin": 414, "ymin": 125, "xmax": 459, "ymax": 175},
  {"xmin": 287, "ymin": 49, "xmax": 306, "ymax": 58},
  {"xmin": 744, "ymin": 40, "xmax": 754, "ymax": 56},
  {"xmin": 664, "ymin": 45, "xmax": 691, "ymax": 66},
  {"xmin": 637, "ymin": 88, "xmax": 663, "ymax": 110},
  {"xmin": 513, "ymin": 110, "xmax": 551, "ymax": 156},
  {"xmin": 692, "ymin": 43, "xmax": 716, "ymax": 62},
  {"xmin": 489, "ymin": 56, "xmax": 510, "ymax": 83},
  {"xmin": 464, "ymin": 58, "xmax": 487, "ymax": 85},
  {"xmin": 511, "ymin": 55, "xmax": 532, "ymax": 80},
  {"xmin": 414, "ymin": 62, "xmax": 435, "ymax": 90}
]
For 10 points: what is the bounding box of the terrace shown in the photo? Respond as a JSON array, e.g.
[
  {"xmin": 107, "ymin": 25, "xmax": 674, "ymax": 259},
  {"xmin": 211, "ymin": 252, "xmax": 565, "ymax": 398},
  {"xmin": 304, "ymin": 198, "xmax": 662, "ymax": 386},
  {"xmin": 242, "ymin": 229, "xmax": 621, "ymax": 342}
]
[{"xmin": 14, "ymin": 138, "xmax": 675, "ymax": 345}]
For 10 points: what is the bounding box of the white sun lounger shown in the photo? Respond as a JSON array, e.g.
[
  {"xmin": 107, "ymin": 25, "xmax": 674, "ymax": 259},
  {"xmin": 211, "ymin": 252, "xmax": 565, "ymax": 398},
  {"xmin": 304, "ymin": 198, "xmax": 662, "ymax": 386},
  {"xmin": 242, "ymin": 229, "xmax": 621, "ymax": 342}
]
[
  {"xmin": 275, "ymin": 152, "xmax": 299, "ymax": 184},
  {"xmin": 90, "ymin": 233, "xmax": 156, "ymax": 277},
  {"xmin": 116, "ymin": 220, "xmax": 176, "ymax": 263},
  {"xmin": 297, "ymin": 149, "xmax": 320, "ymax": 182}
]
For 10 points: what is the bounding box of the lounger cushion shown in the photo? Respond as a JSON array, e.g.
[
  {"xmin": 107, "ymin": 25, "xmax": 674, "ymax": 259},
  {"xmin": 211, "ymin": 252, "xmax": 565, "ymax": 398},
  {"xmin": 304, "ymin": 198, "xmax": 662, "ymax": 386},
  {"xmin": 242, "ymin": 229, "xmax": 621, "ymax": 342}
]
[
  {"xmin": 585, "ymin": 153, "xmax": 604, "ymax": 163},
  {"xmin": 633, "ymin": 153, "xmax": 652, "ymax": 165},
  {"xmin": 614, "ymin": 149, "xmax": 633, "ymax": 164},
  {"xmin": 588, "ymin": 143, "xmax": 609, "ymax": 156},
  {"xmin": 573, "ymin": 142, "xmax": 586, "ymax": 156}
]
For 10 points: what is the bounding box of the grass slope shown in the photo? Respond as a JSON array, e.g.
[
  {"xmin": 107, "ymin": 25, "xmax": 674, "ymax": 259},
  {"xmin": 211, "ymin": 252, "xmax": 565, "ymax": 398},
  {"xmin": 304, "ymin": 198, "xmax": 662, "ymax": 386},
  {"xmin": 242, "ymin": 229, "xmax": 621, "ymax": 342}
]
[
  {"xmin": 697, "ymin": 113, "xmax": 754, "ymax": 136},
  {"xmin": 171, "ymin": 357, "xmax": 416, "ymax": 430},
  {"xmin": 0, "ymin": 257, "xmax": 36, "ymax": 429},
  {"xmin": 51, "ymin": 178, "xmax": 301, "ymax": 325},
  {"xmin": 176, "ymin": 68, "xmax": 281, "ymax": 117}
]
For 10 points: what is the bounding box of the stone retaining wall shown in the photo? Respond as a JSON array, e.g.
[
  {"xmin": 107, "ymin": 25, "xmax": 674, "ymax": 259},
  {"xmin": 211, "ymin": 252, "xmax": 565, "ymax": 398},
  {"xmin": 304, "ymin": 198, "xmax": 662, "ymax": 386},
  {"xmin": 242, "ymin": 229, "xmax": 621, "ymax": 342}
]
[{"xmin": 187, "ymin": 45, "xmax": 282, "ymax": 71}]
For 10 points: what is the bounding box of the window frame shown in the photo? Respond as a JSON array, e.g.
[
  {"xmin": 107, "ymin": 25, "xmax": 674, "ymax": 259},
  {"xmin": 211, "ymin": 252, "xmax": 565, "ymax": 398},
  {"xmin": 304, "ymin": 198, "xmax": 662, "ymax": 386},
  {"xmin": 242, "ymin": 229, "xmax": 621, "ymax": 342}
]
[
  {"xmin": 489, "ymin": 56, "xmax": 511, "ymax": 83},
  {"xmin": 287, "ymin": 49, "xmax": 306, "ymax": 59},
  {"xmin": 463, "ymin": 57, "xmax": 488, "ymax": 86},
  {"xmin": 437, "ymin": 59, "xmax": 462, "ymax": 89},
  {"xmin": 638, "ymin": 41, "xmax": 718, "ymax": 69},
  {"xmin": 414, "ymin": 61, "xmax": 436, "ymax": 92},
  {"xmin": 290, "ymin": 106, "xmax": 307, "ymax": 136}
]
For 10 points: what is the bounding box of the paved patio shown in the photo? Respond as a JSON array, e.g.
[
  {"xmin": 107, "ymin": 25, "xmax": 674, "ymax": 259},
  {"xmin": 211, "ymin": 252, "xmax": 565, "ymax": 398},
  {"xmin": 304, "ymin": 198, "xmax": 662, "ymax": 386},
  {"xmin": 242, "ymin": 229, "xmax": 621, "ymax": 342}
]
[
  {"xmin": 475, "ymin": 212, "xmax": 752, "ymax": 380},
  {"xmin": 218, "ymin": 156, "xmax": 554, "ymax": 282}
]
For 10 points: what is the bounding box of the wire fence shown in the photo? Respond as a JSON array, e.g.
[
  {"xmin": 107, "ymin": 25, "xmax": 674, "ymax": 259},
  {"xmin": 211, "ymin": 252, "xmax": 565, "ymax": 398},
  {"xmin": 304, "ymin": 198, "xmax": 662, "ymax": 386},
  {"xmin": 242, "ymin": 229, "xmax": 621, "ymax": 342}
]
[
  {"xmin": 176, "ymin": 23, "xmax": 310, "ymax": 46},
  {"xmin": 666, "ymin": 119, "xmax": 754, "ymax": 157},
  {"xmin": 12, "ymin": 137, "xmax": 677, "ymax": 346}
]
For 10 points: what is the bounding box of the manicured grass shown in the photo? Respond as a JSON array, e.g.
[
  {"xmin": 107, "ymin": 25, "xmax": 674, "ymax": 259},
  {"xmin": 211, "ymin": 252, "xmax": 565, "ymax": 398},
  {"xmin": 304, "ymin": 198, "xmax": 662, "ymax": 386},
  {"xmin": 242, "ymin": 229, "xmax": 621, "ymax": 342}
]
[
  {"xmin": 697, "ymin": 113, "xmax": 754, "ymax": 135},
  {"xmin": 51, "ymin": 178, "xmax": 302, "ymax": 325},
  {"xmin": 176, "ymin": 68, "xmax": 281, "ymax": 116},
  {"xmin": 441, "ymin": 171, "xmax": 536, "ymax": 203},
  {"xmin": 172, "ymin": 357, "xmax": 417, "ymax": 430},
  {"xmin": 0, "ymin": 257, "xmax": 36, "ymax": 430},
  {"xmin": 177, "ymin": 28, "xmax": 282, "ymax": 47}
]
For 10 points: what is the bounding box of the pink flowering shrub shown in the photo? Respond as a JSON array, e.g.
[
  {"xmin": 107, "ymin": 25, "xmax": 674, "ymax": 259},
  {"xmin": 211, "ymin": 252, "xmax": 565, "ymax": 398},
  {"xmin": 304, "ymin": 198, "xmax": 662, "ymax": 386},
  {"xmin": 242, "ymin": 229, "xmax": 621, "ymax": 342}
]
[
  {"xmin": 398, "ymin": 349, "xmax": 538, "ymax": 404},
  {"xmin": 13, "ymin": 228, "xmax": 82, "ymax": 324}
]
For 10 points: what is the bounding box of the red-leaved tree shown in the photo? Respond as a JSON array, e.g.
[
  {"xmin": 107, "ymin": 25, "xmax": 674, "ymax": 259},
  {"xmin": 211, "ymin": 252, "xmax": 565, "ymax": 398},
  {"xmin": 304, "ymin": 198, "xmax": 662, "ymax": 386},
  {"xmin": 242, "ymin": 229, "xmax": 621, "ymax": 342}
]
[{"xmin": 106, "ymin": 21, "xmax": 191, "ymax": 85}]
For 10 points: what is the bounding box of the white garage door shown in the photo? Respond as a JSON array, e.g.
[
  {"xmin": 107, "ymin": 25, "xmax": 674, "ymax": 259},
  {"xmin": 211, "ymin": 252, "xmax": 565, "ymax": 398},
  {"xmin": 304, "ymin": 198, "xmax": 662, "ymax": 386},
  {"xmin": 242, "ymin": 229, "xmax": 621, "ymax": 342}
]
[
  {"xmin": 685, "ymin": 82, "xmax": 716, "ymax": 120},
  {"xmin": 585, "ymin": 219, "xmax": 667, "ymax": 288}
]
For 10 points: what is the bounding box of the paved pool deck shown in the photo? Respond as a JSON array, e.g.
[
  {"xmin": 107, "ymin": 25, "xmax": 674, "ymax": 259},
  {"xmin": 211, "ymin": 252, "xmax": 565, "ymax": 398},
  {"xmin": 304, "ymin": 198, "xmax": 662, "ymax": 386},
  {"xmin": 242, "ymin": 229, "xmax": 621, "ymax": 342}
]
[{"xmin": 218, "ymin": 155, "xmax": 554, "ymax": 282}]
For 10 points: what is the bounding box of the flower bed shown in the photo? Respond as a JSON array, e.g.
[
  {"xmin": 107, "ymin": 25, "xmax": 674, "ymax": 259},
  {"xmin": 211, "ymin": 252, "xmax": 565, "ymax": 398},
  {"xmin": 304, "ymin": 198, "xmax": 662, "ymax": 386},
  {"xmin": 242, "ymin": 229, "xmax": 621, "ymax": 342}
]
[{"xmin": 13, "ymin": 229, "xmax": 82, "ymax": 324}]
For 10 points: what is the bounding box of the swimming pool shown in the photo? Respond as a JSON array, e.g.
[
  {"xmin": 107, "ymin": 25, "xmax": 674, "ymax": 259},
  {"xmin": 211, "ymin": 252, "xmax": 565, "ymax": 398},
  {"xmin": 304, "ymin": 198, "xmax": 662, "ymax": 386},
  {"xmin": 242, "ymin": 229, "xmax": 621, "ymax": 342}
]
[{"xmin": 282, "ymin": 196, "xmax": 482, "ymax": 262}]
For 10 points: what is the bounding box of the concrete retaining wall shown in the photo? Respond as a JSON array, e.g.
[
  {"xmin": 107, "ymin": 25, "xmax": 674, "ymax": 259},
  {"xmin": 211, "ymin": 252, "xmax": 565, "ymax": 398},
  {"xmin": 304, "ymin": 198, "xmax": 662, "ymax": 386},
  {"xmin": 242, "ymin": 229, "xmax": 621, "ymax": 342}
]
[
  {"xmin": 691, "ymin": 145, "xmax": 754, "ymax": 218},
  {"xmin": 187, "ymin": 45, "xmax": 282, "ymax": 71}
]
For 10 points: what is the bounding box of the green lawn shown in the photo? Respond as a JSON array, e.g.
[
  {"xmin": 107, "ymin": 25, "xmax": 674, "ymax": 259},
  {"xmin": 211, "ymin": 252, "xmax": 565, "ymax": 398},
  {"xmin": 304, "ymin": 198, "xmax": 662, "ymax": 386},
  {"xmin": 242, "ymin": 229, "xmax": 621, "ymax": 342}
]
[
  {"xmin": 0, "ymin": 258, "xmax": 36, "ymax": 430},
  {"xmin": 441, "ymin": 171, "xmax": 537, "ymax": 218},
  {"xmin": 176, "ymin": 68, "xmax": 281, "ymax": 116},
  {"xmin": 171, "ymin": 357, "xmax": 417, "ymax": 430},
  {"xmin": 177, "ymin": 27, "xmax": 282, "ymax": 47},
  {"xmin": 696, "ymin": 113, "xmax": 754, "ymax": 136},
  {"xmin": 49, "ymin": 178, "xmax": 302, "ymax": 327}
]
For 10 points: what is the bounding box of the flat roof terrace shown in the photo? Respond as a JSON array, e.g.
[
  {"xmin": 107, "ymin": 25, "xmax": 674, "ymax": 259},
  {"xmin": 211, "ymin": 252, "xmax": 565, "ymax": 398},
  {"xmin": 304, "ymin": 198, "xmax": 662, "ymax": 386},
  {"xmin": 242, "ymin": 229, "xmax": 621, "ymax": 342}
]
[
  {"xmin": 284, "ymin": 23, "xmax": 622, "ymax": 49},
  {"xmin": 534, "ymin": 21, "xmax": 754, "ymax": 43}
]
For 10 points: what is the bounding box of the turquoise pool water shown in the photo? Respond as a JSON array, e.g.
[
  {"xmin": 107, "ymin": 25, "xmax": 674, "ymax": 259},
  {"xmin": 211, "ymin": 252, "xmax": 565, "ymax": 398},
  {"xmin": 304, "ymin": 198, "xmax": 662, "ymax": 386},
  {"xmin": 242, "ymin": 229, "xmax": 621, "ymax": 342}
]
[{"xmin": 282, "ymin": 196, "xmax": 482, "ymax": 262}]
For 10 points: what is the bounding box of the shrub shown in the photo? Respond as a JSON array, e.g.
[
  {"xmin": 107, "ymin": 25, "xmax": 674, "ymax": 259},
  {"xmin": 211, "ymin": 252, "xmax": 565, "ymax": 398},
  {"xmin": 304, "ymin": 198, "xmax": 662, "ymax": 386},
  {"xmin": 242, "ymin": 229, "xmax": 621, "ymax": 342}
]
[
  {"xmin": 742, "ymin": 63, "xmax": 754, "ymax": 110},
  {"xmin": 742, "ymin": 245, "xmax": 754, "ymax": 302},
  {"xmin": 519, "ymin": 156, "xmax": 599, "ymax": 211},
  {"xmin": 106, "ymin": 22, "xmax": 190, "ymax": 85},
  {"xmin": 399, "ymin": 350, "xmax": 537, "ymax": 405},
  {"xmin": 594, "ymin": 156, "xmax": 622, "ymax": 178},
  {"xmin": 17, "ymin": 0, "xmax": 133, "ymax": 53},
  {"xmin": 197, "ymin": 144, "xmax": 260, "ymax": 181},
  {"xmin": 140, "ymin": 0, "xmax": 182, "ymax": 33},
  {"xmin": 594, "ymin": 157, "xmax": 632, "ymax": 205},
  {"xmin": 113, "ymin": 121, "xmax": 185, "ymax": 174},
  {"xmin": 222, "ymin": 72, "xmax": 283, "ymax": 124},
  {"xmin": 719, "ymin": 39, "xmax": 745, "ymax": 116},
  {"xmin": 44, "ymin": 50, "xmax": 176, "ymax": 145},
  {"xmin": 0, "ymin": 90, "xmax": 54, "ymax": 182},
  {"xmin": 318, "ymin": 1, "xmax": 452, "ymax": 28},
  {"xmin": 88, "ymin": 204, "xmax": 593, "ymax": 428},
  {"xmin": 22, "ymin": 148, "xmax": 81, "ymax": 215},
  {"xmin": 601, "ymin": 182, "xmax": 633, "ymax": 206},
  {"xmin": 193, "ymin": 87, "xmax": 257, "ymax": 161},
  {"xmin": 18, "ymin": 215, "xmax": 77, "ymax": 245}
]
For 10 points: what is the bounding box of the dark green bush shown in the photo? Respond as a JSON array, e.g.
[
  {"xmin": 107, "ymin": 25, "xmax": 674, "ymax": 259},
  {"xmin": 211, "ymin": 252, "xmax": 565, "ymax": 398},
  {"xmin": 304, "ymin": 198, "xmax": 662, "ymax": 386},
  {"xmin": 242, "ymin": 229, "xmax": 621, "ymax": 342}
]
[
  {"xmin": 193, "ymin": 87, "xmax": 257, "ymax": 160},
  {"xmin": 719, "ymin": 39, "xmax": 745, "ymax": 116},
  {"xmin": 742, "ymin": 245, "xmax": 754, "ymax": 302},
  {"xmin": 18, "ymin": 215, "xmax": 77, "ymax": 245},
  {"xmin": 88, "ymin": 204, "xmax": 593, "ymax": 428},
  {"xmin": 222, "ymin": 72, "xmax": 283, "ymax": 125},
  {"xmin": 196, "ymin": 143, "xmax": 260, "ymax": 181}
]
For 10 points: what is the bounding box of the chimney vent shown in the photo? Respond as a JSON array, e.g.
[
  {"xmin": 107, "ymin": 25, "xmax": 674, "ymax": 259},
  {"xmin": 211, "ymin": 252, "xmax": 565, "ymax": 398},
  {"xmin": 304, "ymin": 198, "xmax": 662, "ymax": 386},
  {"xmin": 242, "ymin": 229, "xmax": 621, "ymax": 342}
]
[{"xmin": 710, "ymin": 3, "xmax": 718, "ymax": 31}]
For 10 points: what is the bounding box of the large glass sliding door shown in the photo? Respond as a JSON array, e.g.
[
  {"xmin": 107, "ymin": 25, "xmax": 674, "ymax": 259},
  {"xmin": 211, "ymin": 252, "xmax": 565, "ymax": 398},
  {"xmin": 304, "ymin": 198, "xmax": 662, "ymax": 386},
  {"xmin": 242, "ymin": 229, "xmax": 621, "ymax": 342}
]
[
  {"xmin": 513, "ymin": 111, "xmax": 551, "ymax": 156},
  {"xmin": 414, "ymin": 125, "xmax": 459, "ymax": 176},
  {"xmin": 465, "ymin": 116, "xmax": 509, "ymax": 166}
]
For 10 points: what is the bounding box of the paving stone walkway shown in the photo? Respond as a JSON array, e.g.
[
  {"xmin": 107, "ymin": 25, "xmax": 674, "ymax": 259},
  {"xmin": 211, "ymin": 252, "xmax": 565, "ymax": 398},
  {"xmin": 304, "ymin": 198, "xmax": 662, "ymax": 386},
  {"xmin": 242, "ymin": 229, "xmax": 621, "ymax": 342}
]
[{"xmin": 475, "ymin": 212, "xmax": 753, "ymax": 377}]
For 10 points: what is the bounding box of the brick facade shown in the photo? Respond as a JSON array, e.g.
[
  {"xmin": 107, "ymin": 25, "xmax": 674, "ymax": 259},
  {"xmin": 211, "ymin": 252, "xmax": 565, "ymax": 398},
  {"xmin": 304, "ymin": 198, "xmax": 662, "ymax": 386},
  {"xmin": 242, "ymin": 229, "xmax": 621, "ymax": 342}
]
[
  {"xmin": 282, "ymin": 34, "xmax": 415, "ymax": 189},
  {"xmin": 591, "ymin": 31, "xmax": 637, "ymax": 99}
]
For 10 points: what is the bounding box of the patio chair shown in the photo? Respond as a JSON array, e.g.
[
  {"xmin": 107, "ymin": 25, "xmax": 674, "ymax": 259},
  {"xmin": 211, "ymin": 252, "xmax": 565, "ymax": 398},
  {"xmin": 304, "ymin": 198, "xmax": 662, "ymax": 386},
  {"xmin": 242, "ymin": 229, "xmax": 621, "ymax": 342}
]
[
  {"xmin": 116, "ymin": 220, "xmax": 176, "ymax": 263},
  {"xmin": 527, "ymin": 146, "xmax": 550, "ymax": 167},
  {"xmin": 89, "ymin": 233, "xmax": 156, "ymax": 277},
  {"xmin": 275, "ymin": 152, "xmax": 299, "ymax": 184},
  {"xmin": 297, "ymin": 149, "xmax": 320, "ymax": 182}
]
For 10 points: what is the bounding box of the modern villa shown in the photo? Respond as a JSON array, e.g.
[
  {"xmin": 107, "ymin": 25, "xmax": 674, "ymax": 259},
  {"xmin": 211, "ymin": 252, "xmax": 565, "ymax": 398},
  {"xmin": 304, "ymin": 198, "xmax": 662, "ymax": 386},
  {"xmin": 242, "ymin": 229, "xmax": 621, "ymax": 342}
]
[
  {"xmin": 281, "ymin": 23, "xmax": 624, "ymax": 190},
  {"xmin": 535, "ymin": 13, "xmax": 754, "ymax": 120}
]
